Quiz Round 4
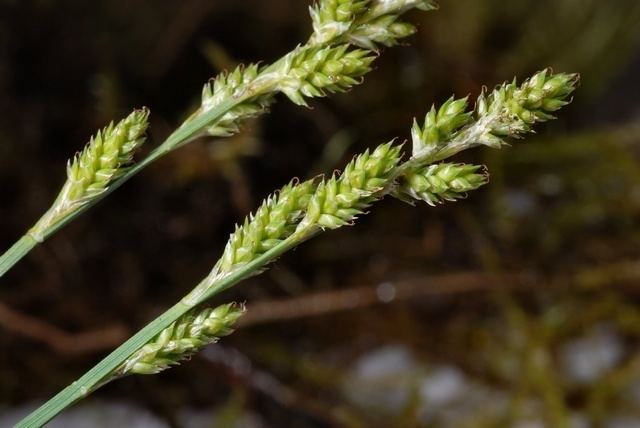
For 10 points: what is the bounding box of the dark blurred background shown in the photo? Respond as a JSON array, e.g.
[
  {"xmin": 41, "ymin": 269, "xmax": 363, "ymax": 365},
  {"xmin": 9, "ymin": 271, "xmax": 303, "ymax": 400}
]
[{"xmin": 1, "ymin": 1, "xmax": 640, "ymax": 427}]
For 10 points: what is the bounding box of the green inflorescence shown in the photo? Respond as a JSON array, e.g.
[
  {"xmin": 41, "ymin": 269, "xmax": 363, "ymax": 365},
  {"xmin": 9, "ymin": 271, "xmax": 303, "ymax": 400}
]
[
  {"xmin": 396, "ymin": 163, "xmax": 488, "ymax": 206},
  {"xmin": 411, "ymin": 69, "xmax": 579, "ymax": 162},
  {"xmin": 117, "ymin": 303, "xmax": 245, "ymax": 376},
  {"xmin": 299, "ymin": 142, "xmax": 403, "ymax": 230},
  {"xmin": 28, "ymin": 109, "xmax": 150, "ymax": 241},
  {"xmin": 215, "ymin": 180, "xmax": 316, "ymax": 275}
]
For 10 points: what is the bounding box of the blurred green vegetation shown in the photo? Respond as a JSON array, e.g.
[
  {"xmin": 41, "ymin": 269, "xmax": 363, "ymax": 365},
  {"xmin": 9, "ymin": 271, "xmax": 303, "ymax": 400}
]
[{"xmin": 1, "ymin": 0, "xmax": 640, "ymax": 426}]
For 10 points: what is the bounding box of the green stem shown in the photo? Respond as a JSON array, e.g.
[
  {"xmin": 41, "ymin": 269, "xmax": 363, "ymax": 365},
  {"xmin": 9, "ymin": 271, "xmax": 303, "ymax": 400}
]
[
  {"xmin": 15, "ymin": 300, "xmax": 192, "ymax": 428},
  {"xmin": 0, "ymin": 235, "xmax": 37, "ymax": 278},
  {"xmin": 16, "ymin": 229, "xmax": 309, "ymax": 427}
]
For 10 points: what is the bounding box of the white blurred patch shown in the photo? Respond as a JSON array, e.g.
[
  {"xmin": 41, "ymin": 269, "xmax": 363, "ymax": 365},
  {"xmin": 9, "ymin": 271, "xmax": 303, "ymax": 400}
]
[
  {"xmin": 343, "ymin": 345, "xmax": 420, "ymax": 412},
  {"xmin": 606, "ymin": 415, "xmax": 640, "ymax": 428},
  {"xmin": 419, "ymin": 365, "xmax": 467, "ymax": 407},
  {"xmin": 560, "ymin": 324, "xmax": 624, "ymax": 384}
]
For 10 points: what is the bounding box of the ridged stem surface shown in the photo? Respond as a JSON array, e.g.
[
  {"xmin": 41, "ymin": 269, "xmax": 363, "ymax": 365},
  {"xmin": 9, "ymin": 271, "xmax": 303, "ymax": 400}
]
[{"xmin": 0, "ymin": 235, "xmax": 37, "ymax": 278}]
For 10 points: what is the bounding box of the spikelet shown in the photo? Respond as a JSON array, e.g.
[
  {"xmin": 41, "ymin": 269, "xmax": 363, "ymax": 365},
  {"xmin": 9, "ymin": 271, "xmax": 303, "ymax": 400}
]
[
  {"xmin": 298, "ymin": 142, "xmax": 402, "ymax": 230},
  {"xmin": 308, "ymin": 0, "xmax": 439, "ymax": 48},
  {"xmin": 276, "ymin": 44, "xmax": 376, "ymax": 106},
  {"xmin": 395, "ymin": 163, "xmax": 488, "ymax": 206},
  {"xmin": 189, "ymin": 64, "xmax": 273, "ymax": 138},
  {"xmin": 116, "ymin": 303, "xmax": 245, "ymax": 376},
  {"xmin": 65, "ymin": 109, "xmax": 149, "ymax": 201},
  {"xmin": 411, "ymin": 69, "xmax": 579, "ymax": 161},
  {"xmin": 214, "ymin": 179, "xmax": 317, "ymax": 275},
  {"xmin": 411, "ymin": 96, "xmax": 473, "ymax": 155},
  {"xmin": 309, "ymin": 0, "xmax": 370, "ymax": 45},
  {"xmin": 187, "ymin": 44, "xmax": 376, "ymax": 135},
  {"xmin": 29, "ymin": 109, "xmax": 150, "ymax": 241}
]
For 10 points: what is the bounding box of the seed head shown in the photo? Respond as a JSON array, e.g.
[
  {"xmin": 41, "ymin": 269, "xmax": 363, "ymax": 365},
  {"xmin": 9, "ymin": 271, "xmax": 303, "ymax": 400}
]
[
  {"xmin": 309, "ymin": 0, "xmax": 370, "ymax": 45},
  {"xmin": 117, "ymin": 303, "xmax": 245, "ymax": 376},
  {"xmin": 277, "ymin": 45, "xmax": 375, "ymax": 106},
  {"xmin": 298, "ymin": 142, "xmax": 402, "ymax": 230},
  {"xmin": 66, "ymin": 109, "xmax": 149, "ymax": 201},
  {"xmin": 191, "ymin": 64, "xmax": 273, "ymax": 137},
  {"xmin": 411, "ymin": 69, "xmax": 579, "ymax": 160},
  {"xmin": 29, "ymin": 109, "xmax": 149, "ymax": 241},
  {"xmin": 411, "ymin": 96, "xmax": 472, "ymax": 155},
  {"xmin": 395, "ymin": 163, "xmax": 488, "ymax": 206},
  {"xmin": 214, "ymin": 179, "xmax": 317, "ymax": 275}
]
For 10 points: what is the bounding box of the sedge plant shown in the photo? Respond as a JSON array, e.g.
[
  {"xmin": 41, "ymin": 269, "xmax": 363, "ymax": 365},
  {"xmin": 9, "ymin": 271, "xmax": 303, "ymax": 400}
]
[
  {"xmin": 0, "ymin": 0, "xmax": 439, "ymax": 279},
  {"xmin": 17, "ymin": 68, "xmax": 578, "ymax": 427}
]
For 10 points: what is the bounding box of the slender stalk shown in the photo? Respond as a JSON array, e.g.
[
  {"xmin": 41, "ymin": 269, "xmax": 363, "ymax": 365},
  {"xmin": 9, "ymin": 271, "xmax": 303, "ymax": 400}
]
[
  {"xmin": 0, "ymin": 235, "xmax": 37, "ymax": 277},
  {"xmin": 15, "ymin": 300, "xmax": 192, "ymax": 428}
]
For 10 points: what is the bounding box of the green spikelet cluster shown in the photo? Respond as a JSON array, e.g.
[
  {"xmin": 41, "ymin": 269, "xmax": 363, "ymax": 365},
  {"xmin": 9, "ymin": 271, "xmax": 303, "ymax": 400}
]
[
  {"xmin": 475, "ymin": 69, "xmax": 579, "ymax": 147},
  {"xmin": 116, "ymin": 303, "xmax": 245, "ymax": 376},
  {"xmin": 308, "ymin": 0, "xmax": 438, "ymax": 48},
  {"xmin": 194, "ymin": 64, "xmax": 273, "ymax": 137},
  {"xmin": 29, "ymin": 109, "xmax": 150, "ymax": 241},
  {"xmin": 348, "ymin": 15, "xmax": 418, "ymax": 49},
  {"xmin": 411, "ymin": 96, "xmax": 472, "ymax": 155},
  {"xmin": 277, "ymin": 45, "xmax": 375, "ymax": 106},
  {"xmin": 347, "ymin": 0, "xmax": 438, "ymax": 48},
  {"xmin": 309, "ymin": 0, "xmax": 370, "ymax": 45},
  {"xmin": 411, "ymin": 69, "xmax": 579, "ymax": 161},
  {"xmin": 67, "ymin": 109, "xmax": 150, "ymax": 200},
  {"xmin": 188, "ymin": 44, "xmax": 376, "ymax": 135},
  {"xmin": 298, "ymin": 142, "xmax": 402, "ymax": 230},
  {"xmin": 395, "ymin": 163, "xmax": 488, "ymax": 206},
  {"xmin": 215, "ymin": 180, "xmax": 317, "ymax": 275}
]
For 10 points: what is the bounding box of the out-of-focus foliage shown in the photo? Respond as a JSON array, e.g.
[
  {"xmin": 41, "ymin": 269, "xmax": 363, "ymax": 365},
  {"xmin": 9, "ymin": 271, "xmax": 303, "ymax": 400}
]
[{"xmin": 1, "ymin": 0, "xmax": 640, "ymax": 426}]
